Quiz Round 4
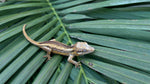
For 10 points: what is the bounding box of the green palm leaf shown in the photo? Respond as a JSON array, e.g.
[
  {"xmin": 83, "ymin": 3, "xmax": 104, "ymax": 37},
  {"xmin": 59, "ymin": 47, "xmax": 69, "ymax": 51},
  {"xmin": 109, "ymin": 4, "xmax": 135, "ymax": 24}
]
[{"xmin": 0, "ymin": 0, "xmax": 150, "ymax": 84}]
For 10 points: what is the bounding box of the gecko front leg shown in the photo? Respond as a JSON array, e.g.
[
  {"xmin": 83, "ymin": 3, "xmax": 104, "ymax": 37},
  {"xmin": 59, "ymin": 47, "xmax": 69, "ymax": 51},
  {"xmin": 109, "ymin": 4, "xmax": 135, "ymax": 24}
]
[{"xmin": 67, "ymin": 54, "xmax": 81, "ymax": 67}]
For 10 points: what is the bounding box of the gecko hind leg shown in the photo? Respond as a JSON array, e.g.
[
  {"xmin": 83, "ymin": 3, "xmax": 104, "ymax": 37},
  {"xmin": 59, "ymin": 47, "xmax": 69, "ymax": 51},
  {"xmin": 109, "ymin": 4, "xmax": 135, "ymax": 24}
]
[
  {"xmin": 42, "ymin": 48, "xmax": 52, "ymax": 61},
  {"xmin": 43, "ymin": 51, "xmax": 51, "ymax": 61},
  {"xmin": 50, "ymin": 39, "xmax": 56, "ymax": 41}
]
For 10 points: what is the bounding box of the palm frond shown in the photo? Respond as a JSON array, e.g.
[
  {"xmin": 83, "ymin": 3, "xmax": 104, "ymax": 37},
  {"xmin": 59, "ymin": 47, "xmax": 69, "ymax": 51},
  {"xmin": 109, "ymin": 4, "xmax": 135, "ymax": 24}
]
[{"xmin": 0, "ymin": 0, "xmax": 150, "ymax": 84}]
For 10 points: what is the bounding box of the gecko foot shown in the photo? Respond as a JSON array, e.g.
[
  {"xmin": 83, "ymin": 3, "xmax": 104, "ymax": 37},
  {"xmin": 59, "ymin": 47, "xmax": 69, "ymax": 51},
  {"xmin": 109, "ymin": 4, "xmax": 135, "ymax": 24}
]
[
  {"xmin": 75, "ymin": 61, "xmax": 81, "ymax": 68},
  {"xmin": 43, "ymin": 55, "xmax": 51, "ymax": 61}
]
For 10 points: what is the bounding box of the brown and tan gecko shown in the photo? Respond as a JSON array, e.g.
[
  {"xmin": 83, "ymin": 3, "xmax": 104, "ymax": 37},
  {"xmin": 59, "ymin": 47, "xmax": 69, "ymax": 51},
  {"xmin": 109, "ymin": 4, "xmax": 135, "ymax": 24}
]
[{"xmin": 23, "ymin": 24, "xmax": 95, "ymax": 67}]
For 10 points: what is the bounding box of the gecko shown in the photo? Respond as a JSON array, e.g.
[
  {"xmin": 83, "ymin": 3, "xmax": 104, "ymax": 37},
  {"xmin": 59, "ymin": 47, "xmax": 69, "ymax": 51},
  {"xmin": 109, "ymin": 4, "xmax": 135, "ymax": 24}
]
[{"xmin": 23, "ymin": 24, "xmax": 95, "ymax": 67}]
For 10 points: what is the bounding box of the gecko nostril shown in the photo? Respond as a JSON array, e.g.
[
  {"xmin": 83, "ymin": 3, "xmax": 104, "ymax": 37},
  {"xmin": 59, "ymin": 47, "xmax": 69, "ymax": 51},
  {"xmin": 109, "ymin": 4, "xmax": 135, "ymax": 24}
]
[{"xmin": 91, "ymin": 47, "xmax": 95, "ymax": 51}]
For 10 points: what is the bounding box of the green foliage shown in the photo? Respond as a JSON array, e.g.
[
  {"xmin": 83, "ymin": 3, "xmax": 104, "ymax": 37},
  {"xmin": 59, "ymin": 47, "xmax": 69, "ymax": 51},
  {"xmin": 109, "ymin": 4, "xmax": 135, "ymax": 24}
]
[{"xmin": 0, "ymin": 0, "xmax": 150, "ymax": 84}]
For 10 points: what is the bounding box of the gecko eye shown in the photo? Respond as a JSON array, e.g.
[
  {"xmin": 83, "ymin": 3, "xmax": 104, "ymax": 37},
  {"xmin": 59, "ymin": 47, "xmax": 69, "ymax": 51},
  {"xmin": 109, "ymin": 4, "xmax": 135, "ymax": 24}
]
[
  {"xmin": 83, "ymin": 49, "xmax": 87, "ymax": 52},
  {"xmin": 77, "ymin": 49, "xmax": 83, "ymax": 52}
]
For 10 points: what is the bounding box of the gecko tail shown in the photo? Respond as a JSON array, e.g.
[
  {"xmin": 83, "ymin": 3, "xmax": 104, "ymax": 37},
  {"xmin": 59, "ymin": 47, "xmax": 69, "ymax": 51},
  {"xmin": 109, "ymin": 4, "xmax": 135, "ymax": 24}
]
[{"xmin": 23, "ymin": 24, "xmax": 41, "ymax": 46}]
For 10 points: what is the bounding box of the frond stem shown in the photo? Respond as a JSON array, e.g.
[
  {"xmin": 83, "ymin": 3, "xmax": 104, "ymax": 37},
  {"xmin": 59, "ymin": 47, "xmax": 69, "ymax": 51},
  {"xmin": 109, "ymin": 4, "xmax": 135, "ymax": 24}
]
[
  {"xmin": 47, "ymin": 1, "xmax": 88, "ymax": 83},
  {"xmin": 81, "ymin": 65, "xmax": 89, "ymax": 84},
  {"xmin": 47, "ymin": 0, "xmax": 73, "ymax": 44}
]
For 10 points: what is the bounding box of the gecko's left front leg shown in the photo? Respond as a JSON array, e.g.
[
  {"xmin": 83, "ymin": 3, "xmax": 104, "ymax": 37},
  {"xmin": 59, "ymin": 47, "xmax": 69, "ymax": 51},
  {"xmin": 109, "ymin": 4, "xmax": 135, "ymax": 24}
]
[{"xmin": 67, "ymin": 54, "xmax": 81, "ymax": 67}]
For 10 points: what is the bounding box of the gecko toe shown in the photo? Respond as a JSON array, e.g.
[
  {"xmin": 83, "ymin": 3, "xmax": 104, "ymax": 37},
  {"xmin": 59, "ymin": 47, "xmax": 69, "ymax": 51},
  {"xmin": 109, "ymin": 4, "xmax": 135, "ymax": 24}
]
[
  {"xmin": 75, "ymin": 61, "xmax": 81, "ymax": 68},
  {"xmin": 43, "ymin": 55, "xmax": 51, "ymax": 62}
]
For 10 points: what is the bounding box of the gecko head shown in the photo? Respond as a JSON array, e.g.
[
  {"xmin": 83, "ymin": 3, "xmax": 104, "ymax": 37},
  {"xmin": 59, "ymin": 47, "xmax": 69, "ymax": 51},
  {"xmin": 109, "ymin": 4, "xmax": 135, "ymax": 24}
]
[{"xmin": 75, "ymin": 42, "xmax": 95, "ymax": 56}]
